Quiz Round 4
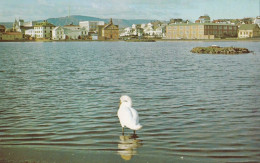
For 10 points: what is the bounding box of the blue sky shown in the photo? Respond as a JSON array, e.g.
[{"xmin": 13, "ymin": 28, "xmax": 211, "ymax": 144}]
[{"xmin": 0, "ymin": 0, "xmax": 259, "ymax": 22}]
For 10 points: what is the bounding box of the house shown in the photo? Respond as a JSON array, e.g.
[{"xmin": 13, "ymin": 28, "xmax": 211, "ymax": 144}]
[
  {"xmin": 98, "ymin": 18, "xmax": 119, "ymax": 40},
  {"xmin": 63, "ymin": 23, "xmax": 88, "ymax": 40},
  {"xmin": 25, "ymin": 29, "xmax": 35, "ymax": 38},
  {"xmin": 166, "ymin": 23, "xmax": 238, "ymax": 40},
  {"xmin": 238, "ymin": 24, "xmax": 260, "ymax": 38},
  {"xmin": 2, "ymin": 32, "xmax": 23, "ymax": 40},
  {"xmin": 196, "ymin": 15, "xmax": 211, "ymax": 23},
  {"xmin": 52, "ymin": 26, "xmax": 66, "ymax": 40},
  {"xmin": 120, "ymin": 27, "xmax": 132, "ymax": 37},
  {"xmin": 254, "ymin": 16, "xmax": 260, "ymax": 28},
  {"xmin": 79, "ymin": 21, "xmax": 105, "ymax": 32},
  {"xmin": 34, "ymin": 20, "xmax": 55, "ymax": 39},
  {"xmin": 0, "ymin": 25, "xmax": 6, "ymax": 33},
  {"xmin": 143, "ymin": 23, "xmax": 156, "ymax": 36},
  {"xmin": 64, "ymin": 27, "xmax": 88, "ymax": 40},
  {"xmin": 155, "ymin": 26, "xmax": 166, "ymax": 37}
]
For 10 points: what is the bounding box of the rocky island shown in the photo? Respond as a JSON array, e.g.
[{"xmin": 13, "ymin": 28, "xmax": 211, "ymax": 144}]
[{"xmin": 191, "ymin": 46, "xmax": 251, "ymax": 54}]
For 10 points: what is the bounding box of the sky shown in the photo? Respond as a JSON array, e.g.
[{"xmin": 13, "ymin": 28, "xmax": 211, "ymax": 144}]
[{"xmin": 0, "ymin": 0, "xmax": 259, "ymax": 22}]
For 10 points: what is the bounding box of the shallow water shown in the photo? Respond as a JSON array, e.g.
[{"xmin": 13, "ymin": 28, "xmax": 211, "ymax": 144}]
[{"xmin": 0, "ymin": 41, "xmax": 260, "ymax": 162}]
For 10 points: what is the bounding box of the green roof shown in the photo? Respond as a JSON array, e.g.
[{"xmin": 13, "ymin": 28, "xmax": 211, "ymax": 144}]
[
  {"xmin": 239, "ymin": 24, "xmax": 259, "ymax": 30},
  {"xmin": 35, "ymin": 21, "xmax": 55, "ymax": 27}
]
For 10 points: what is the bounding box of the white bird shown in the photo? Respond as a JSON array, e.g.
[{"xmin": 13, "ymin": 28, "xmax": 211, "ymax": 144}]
[{"xmin": 118, "ymin": 95, "xmax": 142, "ymax": 135}]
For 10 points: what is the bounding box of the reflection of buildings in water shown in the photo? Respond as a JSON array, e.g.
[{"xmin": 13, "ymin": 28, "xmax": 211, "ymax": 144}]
[{"xmin": 118, "ymin": 135, "xmax": 142, "ymax": 161}]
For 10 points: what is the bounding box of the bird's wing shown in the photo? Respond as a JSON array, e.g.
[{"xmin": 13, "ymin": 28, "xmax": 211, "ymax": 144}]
[
  {"xmin": 118, "ymin": 106, "xmax": 135, "ymax": 127},
  {"xmin": 129, "ymin": 107, "xmax": 140, "ymax": 125}
]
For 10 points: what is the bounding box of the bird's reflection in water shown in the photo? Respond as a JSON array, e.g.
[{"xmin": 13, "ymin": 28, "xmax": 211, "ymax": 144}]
[{"xmin": 118, "ymin": 134, "xmax": 143, "ymax": 161}]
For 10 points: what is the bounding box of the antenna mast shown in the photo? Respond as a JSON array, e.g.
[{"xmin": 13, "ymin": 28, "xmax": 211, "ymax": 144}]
[{"xmin": 68, "ymin": 5, "xmax": 70, "ymax": 18}]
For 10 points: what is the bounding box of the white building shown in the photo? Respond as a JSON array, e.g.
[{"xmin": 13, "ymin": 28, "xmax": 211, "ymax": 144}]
[
  {"xmin": 79, "ymin": 21, "xmax": 105, "ymax": 32},
  {"xmin": 24, "ymin": 21, "xmax": 37, "ymax": 27},
  {"xmin": 143, "ymin": 23, "xmax": 156, "ymax": 36},
  {"xmin": 254, "ymin": 16, "xmax": 260, "ymax": 28},
  {"xmin": 120, "ymin": 27, "xmax": 132, "ymax": 37},
  {"xmin": 25, "ymin": 29, "xmax": 35, "ymax": 38},
  {"xmin": 34, "ymin": 20, "xmax": 55, "ymax": 39},
  {"xmin": 64, "ymin": 27, "xmax": 88, "ymax": 40},
  {"xmin": 52, "ymin": 26, "xmax": 66, "ymax": 40},
  {"xmin": 155, "ymin": 26, "xmax": 166, "ymax": 37}
]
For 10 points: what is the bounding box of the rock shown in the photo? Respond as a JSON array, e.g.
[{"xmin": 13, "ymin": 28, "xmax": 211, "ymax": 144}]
[{"xmin": 191, "ymin": 46, "xmax": 251, "ymax": 55}]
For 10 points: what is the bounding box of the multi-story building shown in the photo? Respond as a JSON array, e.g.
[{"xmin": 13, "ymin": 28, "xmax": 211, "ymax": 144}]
[
  {"xmin": 166, "ymin": 23, "xmax": 238, "ymax": 39},
  {"xmin": 34, "ymin": 20, "xmax": 55, "ymax": 39},
  {"xmin": 238, "ymin": 24, "xmax": 260, "ymax": 38},
  {"xmin": 79, "ymin": 21, "xmax": 105, "ymax": 32}
]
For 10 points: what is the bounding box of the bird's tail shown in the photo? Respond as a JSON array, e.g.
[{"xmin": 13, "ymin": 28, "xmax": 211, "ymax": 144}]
[{"xmin": 133, "ymin": 124, "xmax": 142, "ymax": 130}]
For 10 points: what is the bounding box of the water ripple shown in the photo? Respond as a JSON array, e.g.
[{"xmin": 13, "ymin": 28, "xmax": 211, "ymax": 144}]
[{"xmin": 0, "ymin": 42, "xmax": 260, "ymax": 162}]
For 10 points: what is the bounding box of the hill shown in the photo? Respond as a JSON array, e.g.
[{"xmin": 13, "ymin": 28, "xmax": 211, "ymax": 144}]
[
  {"xmin": 42, "ymin": 15, "xmax": 154, "ymax": 28},
  {"xmin": 0, "ymin": 15, "xmax": 155, "ymax": 29}
]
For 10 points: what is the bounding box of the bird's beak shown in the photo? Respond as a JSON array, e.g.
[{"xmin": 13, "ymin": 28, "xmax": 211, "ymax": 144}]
[{"xmin": 119, "ymin": 100, "xmax": 122, "ymax": 107}]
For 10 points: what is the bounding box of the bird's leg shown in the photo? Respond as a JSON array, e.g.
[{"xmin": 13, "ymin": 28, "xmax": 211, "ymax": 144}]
[
  {"xmin": 133, "ymin": 130, "xmax": 136, "ymax": 135},
  {"xmin": 122, "ymin": 127, "xmax": 124, "ymax": 135}
]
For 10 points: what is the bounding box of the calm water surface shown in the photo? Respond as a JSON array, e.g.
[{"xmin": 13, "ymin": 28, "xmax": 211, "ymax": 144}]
[{"xmin": 0, "ymin": 41, "xmax": 259, "ymax": 162}]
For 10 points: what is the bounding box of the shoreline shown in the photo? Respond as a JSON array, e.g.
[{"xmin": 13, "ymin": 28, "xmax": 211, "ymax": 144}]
[{"xmin": 0, "ymin": 38, "xmax": 260, "ymax": 43}]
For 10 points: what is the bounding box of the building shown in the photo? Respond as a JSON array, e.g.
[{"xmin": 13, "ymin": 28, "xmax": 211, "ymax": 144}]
[
  {"xmin": 196, "ymin": 15, "xmax": 211, "ymax": 23},
  {"xmin": 23, "ymin": 21, "xmax": 37, "ymax": 27},
  {"xmin": 52, "ymin": 26, "xmax": 66, "ymax": 40},
  {"xmin": 0, "ymin": 25, "xmax": 6, "ymax": 40},
  {"xmin": 79, "ymin": 21, "xmax": 105, "ymax": 32},
  {"xmin": 2, "ymin": 32, "xmax": 23, "ymax": 40},
  {"xmin": 25, "ymin": 29, "xmax": 35, "ymax": 38},
  {"xmin": 34, "ymin": 20, "xmax": 55, "ymax": 39},
  {"xmin": 254, "ymin": 16, "xmax": 260, "ymax": 28},
  {"xmin": 238, "ymin": 24, "xmax": 260, "ymax": 38},
  {"xmin": 64, "ymin": 27, "xmax": 88, "ymax": 40},
  {"xmin": 98, "ymin": 18, "xmax": 119, "ymax": 40},
  {"xmin": 0, "ymin": 25, "xmax": 6, "ymax": 33},
  {"xmin": 143, "ymin": 23, "xmax": 156, "ymax": 36},
  {"xmin": 166, "ymin": 23, "xmax": 238, "ymax": 40},
  {"xmin": 13, "ymin": 18, "xmax": 34, "ymax": 34},
  {"xmin": 155, "ymin": 25, "xmax": 166, "ymax": 37},
  {"xmin": 64, "ymin": 23, "xmax": 81, "ymax": 30}
]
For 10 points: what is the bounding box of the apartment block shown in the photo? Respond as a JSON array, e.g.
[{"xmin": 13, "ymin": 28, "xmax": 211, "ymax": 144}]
[{"xmin": 166, "ymin": 23, "xmax": 238, "ymax": 39}]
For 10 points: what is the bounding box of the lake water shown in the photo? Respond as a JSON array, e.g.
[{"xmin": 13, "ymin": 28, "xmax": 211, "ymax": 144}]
[{"xmin": 0, "ymin": 41, "xmax": 259, "ymax": 162}]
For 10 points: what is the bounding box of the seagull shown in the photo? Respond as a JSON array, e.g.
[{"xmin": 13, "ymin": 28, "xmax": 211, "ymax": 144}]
[{"xmin": 118, "ymin": 95, "xmax": 142, "ymax": 135}]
